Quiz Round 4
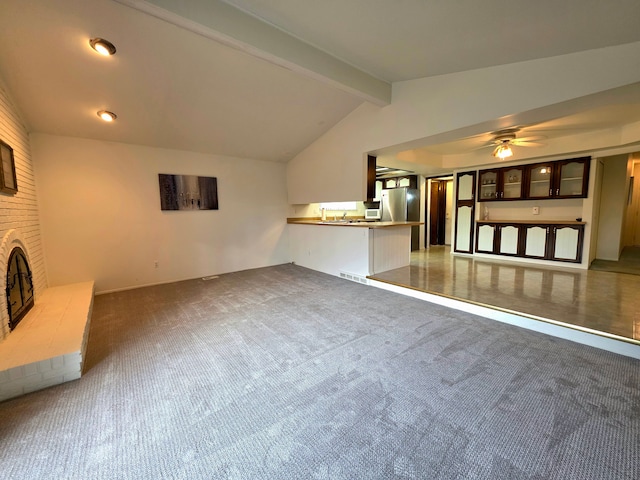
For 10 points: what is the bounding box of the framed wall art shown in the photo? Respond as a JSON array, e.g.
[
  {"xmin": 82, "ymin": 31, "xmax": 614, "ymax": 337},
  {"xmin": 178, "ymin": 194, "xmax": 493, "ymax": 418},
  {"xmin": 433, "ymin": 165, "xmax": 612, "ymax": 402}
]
[
  {"xmin": 0, "ymin": 139, "xmax": 17, "ymax": 194},
  {"xmin": 158, "ymin": 173, "xmax": 219, "ymax": 211}
]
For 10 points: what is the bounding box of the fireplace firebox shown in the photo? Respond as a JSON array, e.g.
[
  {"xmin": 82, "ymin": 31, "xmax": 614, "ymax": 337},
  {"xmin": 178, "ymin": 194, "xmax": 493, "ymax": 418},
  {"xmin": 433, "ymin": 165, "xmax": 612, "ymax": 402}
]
[{"xmin": 6, "ymin": 246, "xmax": 34, "ymax": 330}]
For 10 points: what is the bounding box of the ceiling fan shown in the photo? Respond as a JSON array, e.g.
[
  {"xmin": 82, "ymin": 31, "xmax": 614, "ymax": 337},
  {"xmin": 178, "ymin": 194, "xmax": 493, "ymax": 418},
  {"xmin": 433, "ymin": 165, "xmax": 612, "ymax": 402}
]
[{"xmin": 484, "ymin": 128, "xmax": 545, "ymax": 158}]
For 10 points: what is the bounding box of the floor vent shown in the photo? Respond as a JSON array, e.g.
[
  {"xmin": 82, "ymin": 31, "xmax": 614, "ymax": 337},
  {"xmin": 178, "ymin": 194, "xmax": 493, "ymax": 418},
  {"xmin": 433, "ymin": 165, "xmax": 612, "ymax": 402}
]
[
  {"xmin": 339, "ymin": 271, "xmax": 369, "ymax": 285},
  {"xmin": 202, "ymin": 275, "xmax": 219, "ymax": 281}
]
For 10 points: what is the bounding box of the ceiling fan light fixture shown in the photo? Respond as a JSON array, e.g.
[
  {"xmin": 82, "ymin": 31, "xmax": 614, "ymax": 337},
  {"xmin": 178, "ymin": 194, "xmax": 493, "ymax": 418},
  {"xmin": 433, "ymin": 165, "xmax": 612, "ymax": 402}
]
[
  {"xmin": 97, "ymin": 110, "xmax": 117, "ymax": 122},
  {"xmin": 494, "ymin": 143, "xmax": 513, "ymax": 159},
  {"xmin": 90, "ymin": 38, "xmax": 116, "ymax": 56}
]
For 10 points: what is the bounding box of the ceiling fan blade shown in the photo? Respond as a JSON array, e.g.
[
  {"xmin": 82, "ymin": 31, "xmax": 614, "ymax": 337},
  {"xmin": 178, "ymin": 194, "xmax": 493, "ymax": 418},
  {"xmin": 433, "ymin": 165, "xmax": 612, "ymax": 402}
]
[
  {"xmin": 513, "ymin": 135, "xmax": 545, "ymax": 142},
  {"xmin": 471, "ymin": 143, "xmax": 497, "ymax": 151},
  {"xmin": 511, "ymin": 140, "xmax": 545, "ymax": 147}
]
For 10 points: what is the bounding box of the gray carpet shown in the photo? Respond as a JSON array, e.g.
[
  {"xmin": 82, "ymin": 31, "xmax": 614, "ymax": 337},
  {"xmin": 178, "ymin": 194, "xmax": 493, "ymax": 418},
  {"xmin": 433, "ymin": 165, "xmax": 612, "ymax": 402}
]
[
  {"xmin": 590, "ymin": 246, "xmax": 640, "ymax": 276},
  {"xmin": 1, "ymin": 264, "xmax": 639, "ymax": 479}
]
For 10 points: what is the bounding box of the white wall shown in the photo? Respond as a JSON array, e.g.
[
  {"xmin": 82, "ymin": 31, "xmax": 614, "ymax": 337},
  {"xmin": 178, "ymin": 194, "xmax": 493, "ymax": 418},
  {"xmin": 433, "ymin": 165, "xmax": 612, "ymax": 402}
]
[
  {"xmin": 286, "ymin": 42, "xmax": 640, "ymax": 204},
  {"xmin": 31, "ymin": 134, "xmax": 290, "ymax": 293},
  {"xmin": 596, "ymin": 154, "xmax": 630, "ymax": 260},
  {"xmin": 480, "ymin": 199, "xmax": 584, "ymax": 223}
]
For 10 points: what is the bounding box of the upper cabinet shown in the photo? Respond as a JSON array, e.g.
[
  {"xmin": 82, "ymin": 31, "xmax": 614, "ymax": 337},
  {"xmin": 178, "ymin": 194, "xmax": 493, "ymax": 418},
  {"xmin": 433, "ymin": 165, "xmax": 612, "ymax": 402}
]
[
  {"xmin": 526, "ymin": 157, "xmax": 590, "ymax": 199},
  {"xmin": 478, "ymin": 166, "xmax": 525, "ymax": 201},
  {"xmin": 479, "ymin": 157, "xmax": 590, "ymax": 202},
  {"xmin": 556, "ymin": 158, "xmax": 590, "ymax": 198},
  {"xmin": 526, "ymin": 162, "xmax": 554, "ymax": 199},
  {"xmin": 381, "ymin": 175, "xmax": 418, "ymax": 189}
]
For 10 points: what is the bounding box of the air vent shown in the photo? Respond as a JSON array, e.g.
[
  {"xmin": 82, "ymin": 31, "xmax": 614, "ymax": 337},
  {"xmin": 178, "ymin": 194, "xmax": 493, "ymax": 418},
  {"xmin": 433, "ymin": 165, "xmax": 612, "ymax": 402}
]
[{"xmin": 339, "ymin": 271, "xmax": 369, "ymax": 285}]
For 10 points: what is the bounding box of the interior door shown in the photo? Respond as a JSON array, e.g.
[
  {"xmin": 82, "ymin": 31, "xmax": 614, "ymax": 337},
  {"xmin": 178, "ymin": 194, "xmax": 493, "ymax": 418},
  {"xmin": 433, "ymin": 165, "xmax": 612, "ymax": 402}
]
[
  {"xmin": 430, "ymin": 180, "xmax": 447, "ymax": 245},
  {"xmin": 624, "ymin": 163, "xmax": 640, "ymax": 246}
]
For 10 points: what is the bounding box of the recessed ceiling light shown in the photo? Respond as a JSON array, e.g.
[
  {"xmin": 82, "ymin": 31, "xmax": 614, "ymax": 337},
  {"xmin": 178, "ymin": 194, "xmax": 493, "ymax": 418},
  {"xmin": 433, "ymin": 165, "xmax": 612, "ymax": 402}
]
[
  {"xmin": 89, "ymin": 38, "xmax": 116, "ymax": 56},
  {"xmin": 97, "ymin": 110, "xmax": 117, "ymax": 122}
]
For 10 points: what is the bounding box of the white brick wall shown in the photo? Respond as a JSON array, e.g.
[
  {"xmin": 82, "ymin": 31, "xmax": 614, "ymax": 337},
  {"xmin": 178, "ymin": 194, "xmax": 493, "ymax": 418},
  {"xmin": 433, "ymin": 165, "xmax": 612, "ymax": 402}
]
[
  {"xmin": 0, "ymin": 81, "xmax": 47, "ymax": 341},
  {"xmin": 0, "ymin": 282, "xmax": 94, "ymax": 402}
]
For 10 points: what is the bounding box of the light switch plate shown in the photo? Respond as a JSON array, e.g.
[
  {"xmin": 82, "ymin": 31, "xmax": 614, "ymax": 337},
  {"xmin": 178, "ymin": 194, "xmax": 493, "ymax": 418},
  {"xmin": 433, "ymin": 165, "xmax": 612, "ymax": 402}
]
[{"xmin": 532, "ymin": 206, "xmax": 540, "ymax": 215}]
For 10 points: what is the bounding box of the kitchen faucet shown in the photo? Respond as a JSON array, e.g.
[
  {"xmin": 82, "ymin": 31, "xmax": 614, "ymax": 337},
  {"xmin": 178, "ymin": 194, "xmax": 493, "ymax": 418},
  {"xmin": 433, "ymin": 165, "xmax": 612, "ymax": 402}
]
[{"xmin": 342, "ymin": 212, "xmax": 347, "ymax": 220}]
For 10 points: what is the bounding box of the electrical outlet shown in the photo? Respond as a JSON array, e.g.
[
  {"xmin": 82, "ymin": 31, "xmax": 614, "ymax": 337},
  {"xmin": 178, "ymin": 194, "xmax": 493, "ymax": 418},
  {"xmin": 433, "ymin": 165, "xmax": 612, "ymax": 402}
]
[
  {"xmin": 532, "ymin": 206, "xmax": 540, "ymax": 215},
  {"xmin": 154, "ymin": 260, "xmax": 159, "ymax": 268}
]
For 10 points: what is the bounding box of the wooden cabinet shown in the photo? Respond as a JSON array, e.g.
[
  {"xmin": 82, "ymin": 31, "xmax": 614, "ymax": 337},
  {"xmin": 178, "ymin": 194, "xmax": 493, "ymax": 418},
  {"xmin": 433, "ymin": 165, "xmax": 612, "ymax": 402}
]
[
  {"xmin": 479, "ymin": 156, "xmax": 590, "ymax": 202},
  {"xmin": 454, "ymin": 171, "xmax": 476, "ymax": 254},
  {"xmin": 499, "ymin": 225, "xmax": 520, "ymax": 255},
  {"xmin": 475, "ymin": 223, "xmax": 521, "ymax": 256},
  {"xmin": 556, "ymin": 158, "xmax": 590, "ymax": 198},
  {"xmin": 526, "ymin": 162, "xmax": 554, "ymax": 199},
  {"xmin": 476, "ymin": 224, "xmax": 496, "ymax": 253},
  {"xmin": 523, "ymin": 225, "xmax": 548, "ymax": 258},
  {"xmin": 381, "ymin": 175, "xmax": 418, "ymax": 189},
  {"xmin": 551, "ymin": 225, "xmax": 584, "ymax": 262},
  {"xmin": 523, "ymin": 224, "xmax": 584, "ymax": 263},
  {"xmin": 477, "ymin": 221, "xmax": 585, "ymax": 263},
  {"xmin": 478, "ymin": 166, "xmax": 525, "ymax": 202},
  {"xmin": 526, "ymin": 157, "xmax": 590, "ymax": 199}
]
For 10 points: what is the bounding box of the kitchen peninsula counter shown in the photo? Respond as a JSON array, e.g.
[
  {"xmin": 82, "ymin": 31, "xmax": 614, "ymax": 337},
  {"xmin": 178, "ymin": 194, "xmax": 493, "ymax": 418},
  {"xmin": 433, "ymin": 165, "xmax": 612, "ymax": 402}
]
[
  {"xmin": 288, "ymin": 218, "xmax": 422, "ymax": 279},
  {"xmin": 287, "ymin": 218, "xmax": 422, "ymax": 228}
]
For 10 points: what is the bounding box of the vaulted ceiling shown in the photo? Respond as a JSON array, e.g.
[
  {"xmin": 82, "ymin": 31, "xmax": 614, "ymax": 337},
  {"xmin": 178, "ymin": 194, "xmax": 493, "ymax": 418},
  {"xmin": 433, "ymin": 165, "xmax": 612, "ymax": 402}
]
[{"xmin": 1, "ymin": 0, "xmax": 639, "ymax": 167}]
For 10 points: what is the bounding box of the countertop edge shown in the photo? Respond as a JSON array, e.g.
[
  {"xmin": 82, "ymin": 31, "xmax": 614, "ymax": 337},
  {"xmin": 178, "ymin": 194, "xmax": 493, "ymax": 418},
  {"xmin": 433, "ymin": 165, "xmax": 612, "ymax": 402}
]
[
  {"xmin": 477, "ymin": 220, "xmax": 586, "ymax": 225},
  {"xmin": 287, "ymin": 218, "xmax": 423, "ymax": 228}
]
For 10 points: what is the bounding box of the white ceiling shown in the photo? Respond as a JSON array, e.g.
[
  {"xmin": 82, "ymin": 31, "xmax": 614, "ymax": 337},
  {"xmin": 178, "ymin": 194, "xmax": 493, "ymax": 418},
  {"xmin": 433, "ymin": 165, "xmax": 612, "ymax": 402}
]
[{"xmin": 0, "ymin": 0, "xmax": 639, "ymax": 165}]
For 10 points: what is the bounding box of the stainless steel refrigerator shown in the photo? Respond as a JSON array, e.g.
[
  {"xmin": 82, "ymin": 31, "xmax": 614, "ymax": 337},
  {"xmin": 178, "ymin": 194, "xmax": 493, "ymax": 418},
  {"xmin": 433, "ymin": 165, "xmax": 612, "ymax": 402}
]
[{"xmin": 381, "ymin": 187, "xmax": 420, "ymax": 250}]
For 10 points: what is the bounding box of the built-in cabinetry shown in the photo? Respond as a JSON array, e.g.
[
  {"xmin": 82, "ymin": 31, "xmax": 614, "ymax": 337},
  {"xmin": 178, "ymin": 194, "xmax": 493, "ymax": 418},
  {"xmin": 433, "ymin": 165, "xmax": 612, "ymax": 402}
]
[
  {"xmin": 476, "ymin": 221, "xmax": 585, "ymax": 263},
  {"xmin": 379, "ymin": 175, "xmax": 418, "ymax": 189},
  {"xmin": 454, "ymin": 171, "xmax": 476, "ymax": 254},
  {"xmin": 374, "ymin": 174, "xmax": 418, "ymax": 201},
  {"xmin": 478, "ymin": 156, "xmax": 590, "ymax": 202},
  {"xmin": 478, "ymin": 166, "xmax": 525, "ymax": 201}
]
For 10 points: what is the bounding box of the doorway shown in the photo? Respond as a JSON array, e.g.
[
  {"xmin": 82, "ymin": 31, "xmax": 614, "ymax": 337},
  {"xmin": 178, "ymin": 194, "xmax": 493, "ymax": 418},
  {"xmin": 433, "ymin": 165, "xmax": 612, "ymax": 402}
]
[
  {"xmin": 623, "ymin": 161, "xmax": 640, "ymax": 247},
  {"xmin": 427, "ymin": 177, "xmax": 453, "ymax": 247},
  {"xmin": 591, "ymin": 153, "xmax": 640, "ymax": 275}
]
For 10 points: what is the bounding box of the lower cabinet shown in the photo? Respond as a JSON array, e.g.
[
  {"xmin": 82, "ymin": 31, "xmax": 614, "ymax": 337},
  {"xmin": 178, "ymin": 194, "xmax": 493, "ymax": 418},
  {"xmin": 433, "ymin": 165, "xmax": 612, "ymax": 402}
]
[
  {"xmin": 551, "ymin": 225, "xmax": 584, "ymax": 262},
  {"xmin": 476, "ymin": 223, "xmax": 521, "ymax": 256},
  {"xmin": 476, "ymin": 222, "xmax": 584, "ymax": 263}
]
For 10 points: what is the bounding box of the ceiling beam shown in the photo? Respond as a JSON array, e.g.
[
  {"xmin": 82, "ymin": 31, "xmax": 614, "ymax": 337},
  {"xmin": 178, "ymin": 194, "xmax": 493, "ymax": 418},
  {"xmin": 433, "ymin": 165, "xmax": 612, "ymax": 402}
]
[{"xmin": 113, "ymin": 0, "xmax": 391, "ymax": 106}]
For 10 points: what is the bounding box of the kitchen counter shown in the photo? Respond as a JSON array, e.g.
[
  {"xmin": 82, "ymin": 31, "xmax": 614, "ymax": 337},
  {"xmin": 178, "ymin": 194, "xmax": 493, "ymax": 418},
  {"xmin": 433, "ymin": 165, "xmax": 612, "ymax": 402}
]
[
  {"xmin": 477, "ymin": 220, "xmax": 586, "ymax": 225},
  {"xmin": 287, "ymin": 218, "xmax": 423, "ymax": 228},
  {"xmin": 288, "ymin": 218, "xmax": 421, "ymax": 278}
]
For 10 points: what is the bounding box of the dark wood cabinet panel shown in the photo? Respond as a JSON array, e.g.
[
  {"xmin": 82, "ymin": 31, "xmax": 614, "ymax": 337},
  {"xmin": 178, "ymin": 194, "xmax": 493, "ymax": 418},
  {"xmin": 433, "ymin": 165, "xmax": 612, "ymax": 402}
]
[{"xmin": 366, "ymin": 155, "xmax": 376, "ymax": 201}]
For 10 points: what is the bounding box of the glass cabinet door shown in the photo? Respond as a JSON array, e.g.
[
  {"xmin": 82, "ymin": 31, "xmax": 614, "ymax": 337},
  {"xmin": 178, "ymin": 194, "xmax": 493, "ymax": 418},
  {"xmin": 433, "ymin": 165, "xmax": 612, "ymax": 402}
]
[
  {"xmin": 478, "ymin": 170, "xmax": 498, "ymax": 201},
  {"xmin": 558, "ymin": 160, "xmax": 587, "ymax": 197},
  {"xmin": 527, "ymin": 164, "xmax": 553, "ymax": 198},
  {"xmin": 501, "ymin": 167, "xmax": 524, "ymax": 199}
]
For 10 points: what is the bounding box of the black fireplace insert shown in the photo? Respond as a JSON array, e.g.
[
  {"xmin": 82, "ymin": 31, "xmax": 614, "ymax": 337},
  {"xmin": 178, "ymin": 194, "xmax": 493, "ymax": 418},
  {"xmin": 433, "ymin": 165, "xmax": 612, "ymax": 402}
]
[{"xmin": 6, "ymin": 247, "xmax": 34, "ymax": 330}]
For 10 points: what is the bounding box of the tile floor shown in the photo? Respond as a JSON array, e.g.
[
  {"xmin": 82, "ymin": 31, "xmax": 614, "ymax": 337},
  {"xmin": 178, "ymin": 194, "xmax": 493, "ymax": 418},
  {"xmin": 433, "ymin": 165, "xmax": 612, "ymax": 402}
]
[{"xmin": 370, "ymin": 246, "xmax": 640, "ymax": 343}]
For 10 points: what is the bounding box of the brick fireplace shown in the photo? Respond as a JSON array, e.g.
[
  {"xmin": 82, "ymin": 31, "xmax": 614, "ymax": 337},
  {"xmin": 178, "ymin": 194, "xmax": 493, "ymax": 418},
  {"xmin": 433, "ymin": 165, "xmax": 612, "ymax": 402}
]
[{"xmin": 0, "ymin": 228, "xmax": 93, "ymax": 402}]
